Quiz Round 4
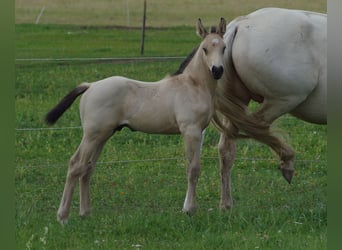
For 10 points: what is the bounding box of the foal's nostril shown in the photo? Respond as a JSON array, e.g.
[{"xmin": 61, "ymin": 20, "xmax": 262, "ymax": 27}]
[{"xmin": 212, "ymin": 66, "xmax": 224, "ymax": 79}]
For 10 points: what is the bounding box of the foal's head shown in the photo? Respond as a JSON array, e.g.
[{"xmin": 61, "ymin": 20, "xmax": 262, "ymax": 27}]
[{"xmin": 196, "ymin": 18, "xmax": 227, "ymax": 79}]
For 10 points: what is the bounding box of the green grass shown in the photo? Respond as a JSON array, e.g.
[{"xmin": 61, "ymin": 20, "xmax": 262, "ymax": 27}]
[
  {"xmin": 15, "ymin": 12, "xmax": 326, "ymax": 250},
  {"xmin": 15, "ymin": 0, "xmax": 326, "ymax": 27},
  {"xmin": 15, "ymin": 24, "xmax": 198, "ymax": 58}
]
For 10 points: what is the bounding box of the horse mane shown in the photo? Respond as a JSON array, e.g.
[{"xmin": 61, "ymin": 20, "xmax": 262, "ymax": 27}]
[
  {"xmin": 172, "ymin": 46, "xmax": 199, "ymax": 76},
  {"xmin": 173, "ymin": 26, "xmax": 220, "ymax": 76},
  {"xmin": 210, "ymin": 26, "xmax": 217, "ymax": 33}
]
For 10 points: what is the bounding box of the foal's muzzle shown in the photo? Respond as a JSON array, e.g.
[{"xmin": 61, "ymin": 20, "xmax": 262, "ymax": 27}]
[{"xmin": 211, "ymin": 65, "xmax": 224, "ymax": 79}]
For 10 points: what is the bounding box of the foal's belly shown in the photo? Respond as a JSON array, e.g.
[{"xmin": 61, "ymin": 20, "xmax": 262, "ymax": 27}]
[
  {"xmin": 125, "ymin": 106, "xmax": 181, "ymax": 135},
  {"xmin": 126, "ymin": 117, "xmax": 180, "ymax": 134}
]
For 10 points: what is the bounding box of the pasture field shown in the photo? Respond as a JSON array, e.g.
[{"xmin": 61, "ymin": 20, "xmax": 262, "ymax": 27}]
[
  {"xmin": 15, "ymin": 0, "xmax": 326, "ymax": 27},
  {"xmin": 15, "ymin": 1, "xmax": 327, "ymax": 249}
]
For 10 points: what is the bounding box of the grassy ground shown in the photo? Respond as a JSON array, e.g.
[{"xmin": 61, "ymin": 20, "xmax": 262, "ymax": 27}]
[
  {"xmin": 15, "ymin": 0, "xmax": 326, "ymax": 27},
  {"xmin": 15, "ymin": 1, "xmax": 326, "ymax": 249},
  {"xmin": 15, "ymin": 24, "xmax": 327, "ymax": 250},
  {"xmin": 15, "ymin": 24, "xmax": 198, "ymax": 59}
]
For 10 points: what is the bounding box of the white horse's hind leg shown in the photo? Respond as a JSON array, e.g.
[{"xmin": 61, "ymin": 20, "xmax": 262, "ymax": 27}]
[
  {"xmin": 218, "ymin": 124, "xmax": 237, "ymax": 209},
  {"xmin": 252, "ymin": 99, "xmax": 297, "ymax": 183},
  {"xmin": 182, "ymin": 127, "xmax": 203, "ymax": 214}
]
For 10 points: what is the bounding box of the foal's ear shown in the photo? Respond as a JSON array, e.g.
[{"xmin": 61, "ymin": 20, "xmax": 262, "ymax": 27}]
[
  {"xmin": 196, "ymin": 18, "xmax": 208, "ymax": 39},
  {"xmin": 218, "ymin": 17, "xmax": 227, "ymax": 37}
]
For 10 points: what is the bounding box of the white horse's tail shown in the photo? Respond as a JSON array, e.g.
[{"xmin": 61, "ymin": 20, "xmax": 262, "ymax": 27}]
[
  {"xmin": 213, "ymin": 19, "xmax": 296, "ymax": 183},
  {"xmin": 223, "ymin": 21, "xmax": 238, "ymax": 79},
  {"xmin": 45, "ymin": 83, "xmax": 90, "ymax": 125},
  {"xmin": 212, "ymin": 21, "xmax": 270, "ymax": 138},
  {"xmin": 212, "ymin": 21, "xmax": 294, "ymax": 170},
  {"xmin": 213, "ymin": 21, "xmax": 247, "ymax": 135}
]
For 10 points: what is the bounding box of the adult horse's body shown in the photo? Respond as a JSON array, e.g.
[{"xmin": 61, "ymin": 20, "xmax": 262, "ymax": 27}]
[
  {"xmin": 213, "ymin": 8, "xmax": 326, "ymax": 209},
  {"xmin": 46, "ymin": 18, "xmax": 227, "ymax": 223}
]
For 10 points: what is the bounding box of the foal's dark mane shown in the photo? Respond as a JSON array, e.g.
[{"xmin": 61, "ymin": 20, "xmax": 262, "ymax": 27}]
[
  {"xmin": 173, "ymin": 26, "xmax": 219, "ymax": 76},
  {"xmin": 172, "ymin": 46, "xmax": 199, "ymax": 76}
]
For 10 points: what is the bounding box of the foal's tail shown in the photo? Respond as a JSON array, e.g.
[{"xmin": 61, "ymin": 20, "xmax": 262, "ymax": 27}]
[{"xmin": 45, "ymin": 83, "xmax": 90, "ymax": 125}]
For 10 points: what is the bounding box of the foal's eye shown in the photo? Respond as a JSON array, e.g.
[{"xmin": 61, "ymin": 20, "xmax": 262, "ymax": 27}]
[
  {"xmin": 222, "ymin": 46, "xmax": 226, "ymax": 53},
  {"xmin": 203, "ymin": 47, "xmax": 208, "ymax": 54}
]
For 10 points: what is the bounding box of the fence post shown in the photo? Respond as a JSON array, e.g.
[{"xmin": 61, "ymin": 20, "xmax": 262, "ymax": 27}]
[{"xmin": 140, "ymin": 0, "xmax": 147, "ymax": 55}]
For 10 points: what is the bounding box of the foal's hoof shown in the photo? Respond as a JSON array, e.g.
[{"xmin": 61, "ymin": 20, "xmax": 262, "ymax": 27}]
[
  {"xmin": 79, "ymin": 208, "xmax": 91, "ymax": 218},
  {"xmin": 57, "ymin": 215, "xmax": 68, "ymax": 225},
  {"xmin": 220, "ymin": 200, "xmax": 233, "ymax": 210},
  {"xmin": 57, "ymin": 210, "xmax": 69, "ymax": 225},
  {"xmin": 182, "ymin": 207, "xmax": 197, "ymax": 216}
]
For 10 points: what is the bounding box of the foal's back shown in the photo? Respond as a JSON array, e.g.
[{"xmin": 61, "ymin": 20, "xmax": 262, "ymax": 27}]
[{"xmin": 79, "ymin": 75, "xmax": 206, "ymax": 134}]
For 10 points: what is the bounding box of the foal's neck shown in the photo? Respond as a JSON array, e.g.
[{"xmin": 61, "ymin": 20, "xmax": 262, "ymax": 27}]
[{"xmin": 182, "ymin": 48, "xmax": 217, "ymax": 94}]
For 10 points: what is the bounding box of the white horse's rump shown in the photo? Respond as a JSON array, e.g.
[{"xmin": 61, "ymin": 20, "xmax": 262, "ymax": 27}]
[
  {"xmin": 213, "ymin": 8, "xmax": 326, "ymax": 209},
  {"xmin": 230, "ymin": 8, "xmax": 326, "ymax": 123},
  {"xmin": 46, "ymin": 18, "xmax": 227, "ymax": 224}
]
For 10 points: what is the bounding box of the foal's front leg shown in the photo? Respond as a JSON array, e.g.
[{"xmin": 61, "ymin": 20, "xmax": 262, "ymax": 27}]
[
  {"xmin": 182, "ymin": 127, "xmax": 203, "ymax": 214},
  {"xmin": 218, "ymin": 132, "xmax": 236, "ymax": 209}
]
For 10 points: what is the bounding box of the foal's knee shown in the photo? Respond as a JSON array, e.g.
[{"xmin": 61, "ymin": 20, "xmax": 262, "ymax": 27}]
[
  {"xmin": 186, "ymin": 161, "xmax": 201, "ymax": 182},
  {"xmin": 218, "ymin": 136, "xmax": 236, "ymax": 165},
  {"xmin": 218, "ymin": 139, "xmax": 226, "ymax": 156},
  {"xmin": 187, "ymin": 162, "xmax": 200, "ymax": 181}
]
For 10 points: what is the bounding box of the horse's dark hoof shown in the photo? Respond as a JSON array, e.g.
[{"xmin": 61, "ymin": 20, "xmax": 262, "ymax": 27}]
[{"xmin": 279, "ymin": 167, "xmax": 294, "ymax": 184}]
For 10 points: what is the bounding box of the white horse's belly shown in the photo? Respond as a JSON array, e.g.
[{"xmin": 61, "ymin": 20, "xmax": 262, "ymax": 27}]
[{"xmin": 290, "ymin": 79, "xmax": 327, "ymax": 124}]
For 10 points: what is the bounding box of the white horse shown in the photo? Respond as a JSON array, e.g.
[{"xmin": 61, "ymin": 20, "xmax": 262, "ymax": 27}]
[
  {"xmin": 212, "ymin": 8, "xmax": 326, "ymax": 209},
  {"xmin": 46, "ymin": 18, "xmax": 227, "ymax": 223}
]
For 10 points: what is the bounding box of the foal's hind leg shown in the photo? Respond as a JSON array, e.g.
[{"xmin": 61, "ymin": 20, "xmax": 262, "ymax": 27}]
[
  {"xmin": 57, "ymin": 130, "xmax": 112, "ymax": 223},
  {"xmin": 218, "ymin": 123, "xmax": 238, "ymax": 210},
  {"xmin": 79, "ymin": 136, "xmax": 110, "ymax": 217}
]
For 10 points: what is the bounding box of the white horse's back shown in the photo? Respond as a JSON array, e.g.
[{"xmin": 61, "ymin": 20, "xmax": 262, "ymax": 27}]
[{"xmin": 227, "ymin": 8, "xmax": 326, "ymax": 124}]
